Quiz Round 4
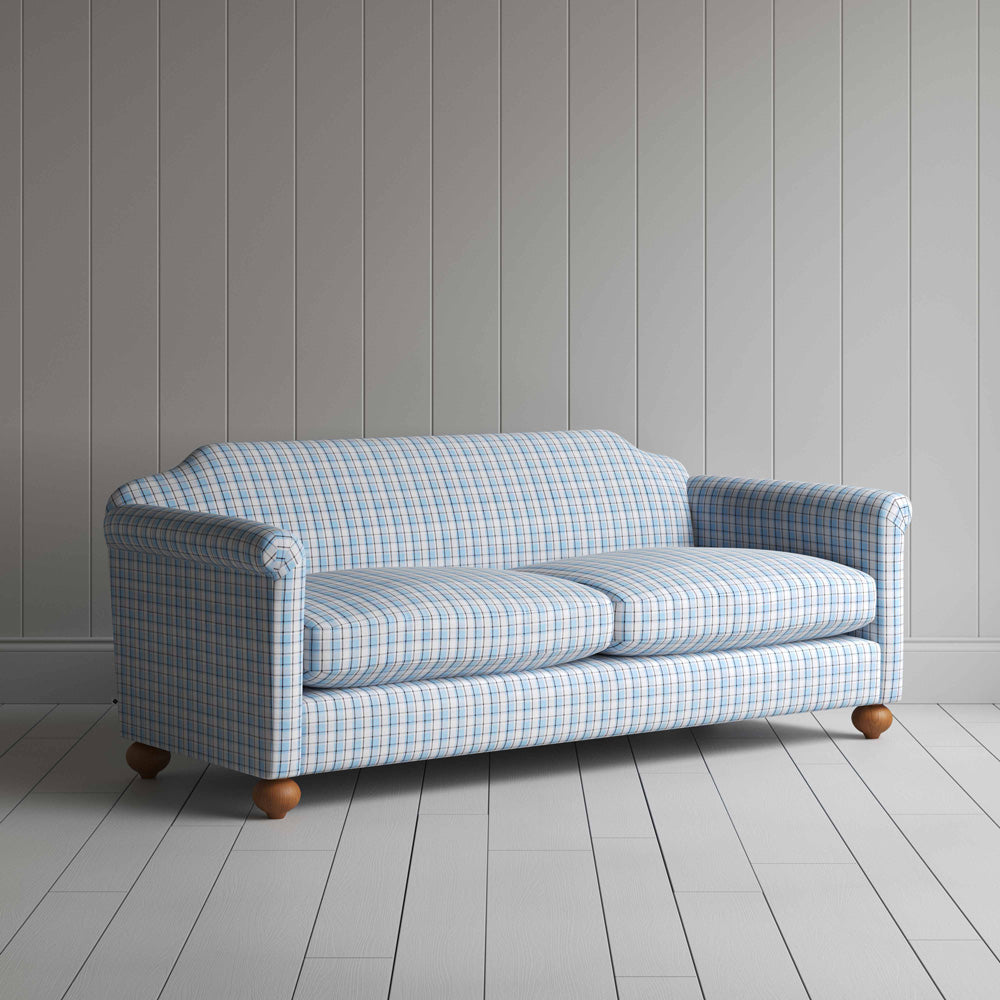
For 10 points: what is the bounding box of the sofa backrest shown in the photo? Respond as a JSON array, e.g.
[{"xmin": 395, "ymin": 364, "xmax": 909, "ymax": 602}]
[{"xmin": 108, "ymin": 430, "xmax": 692, "ymax": 572}]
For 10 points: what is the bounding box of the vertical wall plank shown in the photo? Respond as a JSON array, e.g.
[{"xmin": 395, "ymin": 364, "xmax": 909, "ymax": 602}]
[
  {"xmin": 295, "ymin": 0, "xmax": 364, "ymax": 441},
  {"xmin": 227, "ymin": 0, "xmax": 295, "ymax": 442},
  {"xmin": 364, "ymin": 0, "xmax": 432, "ymax": 438},
  {"xmin": 841, "ymin": 0, "xmax": 909, "ymax": 492},
  {"xmin": 772, "ymin": 0, "xmax": 840, "ymax": 483},
  {"xmin": 90, "ymin": 0, "xmax": 158, "ymax": 635},
  {"xmin": 568, "ymin": 0, "xmax": 636, "ymax": 442},
  {"xmin": 500, "ymin": 0, "xmax": 568, "ymax": 432},
  {"xmin": 0, "ymin": 0, "xmax": 21, "ymax": 635},
  {"xmin": 158, "ymin": 0, "xmax": 227, "ymax": 469},
  {"xmin": 432, "ymin": 0, "xmax": 500, "ymax": 435},
  {"xmin": 704, "ymin": 0, "xmax": 772, "ymax": 477},
  {"xmin": 981, "ymin": 0, "xmax": 1000, "ymax": 635},
  {"xmin": 910, "ymin": 0, "xmax": 979, "ymax": 636},
  {"xmin": 21, "ymin": 0, "xmax": 90, "ymax": 635},
  {"xmin": 636, "ymin": 0, "xmax": 704, "ymax": 472}
]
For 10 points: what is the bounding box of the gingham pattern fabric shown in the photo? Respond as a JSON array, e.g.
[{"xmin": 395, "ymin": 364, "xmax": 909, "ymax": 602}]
[
  {"xmin": 302, "ymin": 566, "xmax": 613, "ymax": 687},
  {"xmin": 108, "ymin": 430, "xmax": 693, "ymax": 572},
  {"xmin": 688, "ymin": 477, "xmax": 911, "ymax": 701},
  {"xmin": 299, "ymin": 636, "xmax": 881, "ymax": 773},
  {"xmin": 521, "ymin": 546, "xmax": 876, "ymax": 656},
  {"xmin": 106, "ymin": 505, "xmax": 305, "ymax": 779}
]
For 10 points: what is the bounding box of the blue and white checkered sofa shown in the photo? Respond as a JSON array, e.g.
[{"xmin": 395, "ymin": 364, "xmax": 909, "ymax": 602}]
[{"xmin": 105, "ymin": 430, "xmax": 911, "ymax": 818}]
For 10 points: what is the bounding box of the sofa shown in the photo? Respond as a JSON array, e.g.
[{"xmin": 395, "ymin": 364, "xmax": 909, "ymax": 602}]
[{"xmin": 105, "ymin": 430, "xmax": 911, "ymax": 819}]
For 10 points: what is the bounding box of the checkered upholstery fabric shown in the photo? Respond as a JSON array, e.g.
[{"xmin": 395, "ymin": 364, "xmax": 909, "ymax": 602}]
[
  {"xmin": 108, "ymin": 430, "xmax": 692, "ymax": 571},
  {"xmin": 106, "ymin": 504, "xmax": 306, "ymax": 779},
  {"xmin": 688, "ymin": 477, "xmax": 911, "ymax": 702},
  {"xmin": 521, "ymin": 547, "xmax": 876, "ymax": 657},
  {"xmin": 299, "ymin": 636, "xmax": 882, "ymax": 772},
  {"xmin": 302, "ymin": 566, "xmax": 613, "ymax": 687}
]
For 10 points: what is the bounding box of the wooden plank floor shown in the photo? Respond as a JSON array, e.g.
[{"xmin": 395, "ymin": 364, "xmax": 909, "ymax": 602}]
[{"xmin": 2, "ymin": 705, "xmax": 1000, "ymax": 999}]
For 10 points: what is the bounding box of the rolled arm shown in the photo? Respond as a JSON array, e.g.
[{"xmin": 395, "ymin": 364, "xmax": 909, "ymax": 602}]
[
  {"xmin": 105, "ymin": 504, "xmax": 304, "ymax": 578},
  {"xmin": 105, "ymin": 503, "xmax": 305, "ymax": 778},
  {"xmin": 688, "ymin": 476, "xmax": 912, "ymax": 702}
]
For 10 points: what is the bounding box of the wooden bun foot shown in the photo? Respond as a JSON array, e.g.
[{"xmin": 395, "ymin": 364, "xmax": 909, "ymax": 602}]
[
  {"xmin": 252, "ymin": 778, "xmax": 301, "ymax": 820},
  {"xmin": 851, "ymin": 704, "xmax": 893, "ymax": 740},
  {"xmin": 126, "ymin": 742, "xmax": 171, "ymax": 779}
]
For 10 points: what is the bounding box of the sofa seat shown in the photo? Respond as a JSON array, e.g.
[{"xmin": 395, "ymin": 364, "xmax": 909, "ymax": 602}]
[
  {"xmin": 302, "ymin": 566, "xmax": 613, "ymax": 687},
  {"xmin": 521, "ymin": 546, "xmax": 876, "ymax": 657}
]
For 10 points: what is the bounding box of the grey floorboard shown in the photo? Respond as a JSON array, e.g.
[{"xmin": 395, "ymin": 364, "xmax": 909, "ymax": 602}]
[
  {"xmin": 235, "ymin": 769, "xmax": 356, "ymax": 851},
  {"xmin": 912, "ymin": 940, "xmax": 1000, "ymax": 1000},
  {"xmin": 895, "ymin": 813, "xmax": 1000, "ymax": 955},
  {"xmin": 24, "ymin": 703, "xmax": 108, "ymax": 739},
  {"xmin": 0, "ymin": 737, "xmax": 75, "ymax": 820},
  {"xmin": 630, "ymin": 729, "xmax": 707, "ymax": 774},
  {"xmin": 941, "ymin": 703, "xmax": 1000, "ymax": 726},
  {"xmin": 616, "ymin": 978, "xmax": 703, "ymax": 1000},
  {"xmin": 755, "ymin": 862, "xmax": 940, "ymax": 1000},
  {"xmin": 489, "ymin": 743, "xmax": 591, "ymax": 851},
  {"xmin": 0, "ymin": 704, "xmax": 55, "ymax": 754},
  {"xmin": 64, "ymin": 825, "xmax": 239, "ymax": 1000},
  {"xmin": 0, "ymin": 793, "xmax": 118, "ymax": 949},
  {"xmin": 294, "ymin": 959, "xmax": 394, "ymax": 1000},
  {"xmin": 420, "ymin": 753, "xmax": 489, "ymax": 815},
  {"xmin": 173, "ymin": 764, "xmax": 256, "ymax": 826},
  {"xmin": 795, "ymin": 763, "xmax": 975, "ymax": 940},
  {"xmin": 697, "ymin": 738, "xmax": 853, "ymax": 863},
  {"xmin": 919, "ymin": 746, "xmax": 1000, "ymax": 823},
  {"xmin": 0, "ymin": 890, "xmax": 123, "ymax": 1000},
  {"xmin": 813, "ymin": 709, "xmax": 981, "ymax": 815},
  {"xmin": 642, "ymin": 771, "xmax": 758, "ymax": 892},
  {"xmin": 579, "ymin": 737, "xmax": 657, "ymax": 837},
  {"xmin": 55, "ymin": 755, "xmax": 208, "ymax": 890},
  {"xmin": 308, "ymin": 762, "xmax": 424, "ymax": 959},
  {"xmin": 31, "ymin": 710, "xmax": 133, "ymax": 796},
  {"xmin": 160, "ymin": 850, "xmax": 333, "ymax": 1000},
  {"xmin": 486, "ymin": 849, "xmax": 617, "ymax": 1000},
  {"xmin": 676, "ymin": 891, "xmax": 807, "ymax": 1000},
  {"xmin": 389, "ymin": 813, "xmax": 488, "ymax": 1000},
  {"xmin": 768, "ymin": 712, "xmax": 843, "ymax": 765},
  {"xmin": 593, "ymin": 836, "xmax": 694, "ymax": 977},
  {"xmin": 892, "ymin": 704, "xmax": 980, "ymax": 747}
]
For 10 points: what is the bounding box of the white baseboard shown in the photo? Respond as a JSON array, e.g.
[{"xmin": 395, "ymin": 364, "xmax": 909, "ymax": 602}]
[{"xmin": 1, "ymin": 636, "xmax": 998, "ymax": 704}]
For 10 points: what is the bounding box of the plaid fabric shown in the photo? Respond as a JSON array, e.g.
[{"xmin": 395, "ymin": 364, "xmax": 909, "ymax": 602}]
[
  {"xmin": 299, "ymin": 636, "xmax": 882, "ymax": 773},
  {"xmin": 521, "ymin": 546, "xmax": 876, "ymax": 656},
  {"xmin": 106, "ymin": 504, "xmax": 305, "ymax": 779},
  {"xmin": 108, "ymin": 430, "xmax": 693, "ymax": 571},
  {"xmin": 688, "ymin": 477, "xmax": 911, "ymax": 702},
  {"xmin": 303, "ymin": 566, "xmax": 613, "ymax": 687}
]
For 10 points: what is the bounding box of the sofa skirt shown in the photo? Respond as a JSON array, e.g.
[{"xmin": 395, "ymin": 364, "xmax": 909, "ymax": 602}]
[{"xmin": 299, "ymin": 635, "xmax": 881, "ymax": 774}]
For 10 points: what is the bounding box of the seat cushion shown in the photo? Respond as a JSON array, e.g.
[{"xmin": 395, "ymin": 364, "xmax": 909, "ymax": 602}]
[
  {"xmin": 520, "ymin": 546, "xmax": 876, "ymax": 657},
  {"xmin": 302, "ymin": 566, "xmax": 614, "ymax": 687}
]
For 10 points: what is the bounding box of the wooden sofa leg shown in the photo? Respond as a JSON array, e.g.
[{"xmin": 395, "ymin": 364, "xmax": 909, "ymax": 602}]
[
  {"xmin": 126, "ymin": 742, "xmax": 171, "ymax": 779},
  {"xmin": 851, "ymin": 704, "xmax": 893, "ymax": 740},
  {"xmin": 252, "ymin": 778, "xmax": 301, "ymax": 820}
]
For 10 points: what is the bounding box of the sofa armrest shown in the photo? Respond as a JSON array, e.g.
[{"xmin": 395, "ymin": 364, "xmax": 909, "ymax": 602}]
[
  {"xmin": 105, "ymin": 504, "xmax": 303, "ymax": 578},
  {"xmin": 688, "ymin": 476, "xmax": 912, "ymax": 702},
  {"xmin": 105, "ymin": 504, "xmax": 305, "ymax": 778}
]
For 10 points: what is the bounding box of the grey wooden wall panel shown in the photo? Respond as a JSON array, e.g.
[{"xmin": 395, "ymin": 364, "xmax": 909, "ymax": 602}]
[
  {"xmin": 499, "ymin": 0, "xmax": 568, "ymax": 432},
  {"xmin": 840, "ymin": 0, "xmax": 909, "ymax": 494},
  {"xmin": 226, "ymin": 0, "xmax": 295, "ymax": 442},
  {"xmin": 772, "ymin": 0, "xmax": 841, "ymax": 483},
  {"xmin": 981, "ymin": 1, "xmax": 1000, "ymax": 637},
  {"xmin": 635, "ymin": 0, "xmax": 704, "ymax": 473},
  {"xmin": 21, "ymin": 0, "xmax": 91, "ymax": 636},
  {"xmin": 89, "ymin": 0, "xmax": 158, "ymax": 636},
  {"xmin": 704, "ymin": 0, "xmax": 773, "ymax": 478},
  {"xmin": 295, "ymin": 0, "xmax": 364, "ymax": 441},
  {"xmin": 0, "ymin": 0, "xmax": 21, "ymax": 636},
  {"xmin": 910, "ymin": 0, "xmax": 979, "ymax": 636},
  {"xmin": 568, "ymin": 0, "xmax": 636, "ymax": 443},
  {"xmin": 432, "ymin": 0, "xmax": 500, "ymax": 435},
  {"xmin": 158, "ymin": 0, "xmax": 228, "ymax": 470},
  {"xmin": 363, "ymin": 0, "xmax": 432, "ymax": 438}
]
